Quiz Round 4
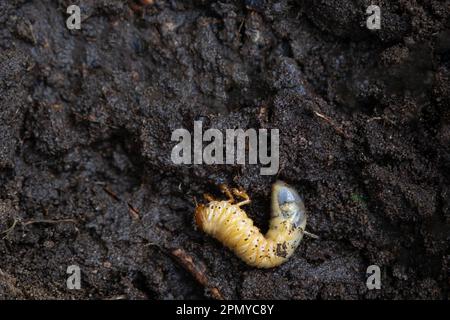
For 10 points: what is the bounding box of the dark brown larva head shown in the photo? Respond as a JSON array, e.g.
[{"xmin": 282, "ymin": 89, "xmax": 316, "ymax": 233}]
[
  {"xmin": 194, "ymin": 204, "xmax": 206, "ymax": 229},
  {"xmin": 272, "ymin": 180, "xmax": 307, "ymax": 229}
]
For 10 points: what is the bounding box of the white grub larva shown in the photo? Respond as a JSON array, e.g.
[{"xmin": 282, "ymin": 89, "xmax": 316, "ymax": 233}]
[{"xmin": 195, "ymin": 181, "xmax": 317, "ymax": 268}]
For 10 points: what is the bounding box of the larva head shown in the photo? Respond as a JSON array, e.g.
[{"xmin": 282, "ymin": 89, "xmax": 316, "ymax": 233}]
[
  {"xmin": 194, "ymin": 204, "xmax": 206, "ymax": 230},
  {"xmin": 272, "ymin": 180, "xmax": 307, "ymax": 230}
]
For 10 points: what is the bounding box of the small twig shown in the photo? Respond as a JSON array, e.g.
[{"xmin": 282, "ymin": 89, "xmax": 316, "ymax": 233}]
[
  {"xmin": 143, "ymin": 242, "xmax": 159, "ymax": 247},
  {"xmin": 105, "ymin": 295, "xmax": 128, "ymax": 300},
  {"xmin": 22, "ymin": 219, "xmax": 77, "ymax": 226},
  {"xmin": 170, "ymin": 248, "xmax": 224, "ymax": 300},
  {"xmin": 127, "ymin": 204, "xmax": 140, "ymax": 220},
  {"xmin": 313, "ymin": 110, "xmax": 349, "ymax": 138},
  {"xmin": 366, "ymin": 116, "xmax": 396, "ymax": 125},
  {"xmin": 366, "ymin": 116, "xmax": 383, "ymax": 123},
  {"xmin": 238, "ymin": 18, "xmax": 245, "ymax": 33},
  {"xmin": 304, "ymin": 230, "xmax": 320, "ymax": 239},
  {"xmin": 103, "ymin": 186, "xmax": 120, "ymax": 202},
  {"xmin": 103, "ymin": 186, "xmax": 140, "ymax": 220}
]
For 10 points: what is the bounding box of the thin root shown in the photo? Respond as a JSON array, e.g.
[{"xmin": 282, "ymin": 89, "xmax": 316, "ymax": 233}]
[
  {"xmin": 103, "ymin": 186, "xmax": 140, "ymax": 220},
  {"xmin": 170, "ymin": 248, "xmax": 224, "ymax": 300},
  {"xmin": 304, "ymin": 230, "xmax": 320, "ymax": 239},
  {"xmin": 313, "ymin": 110, "xmax": 349, "ymax": 138},
  {"xmin": 2, "ymin": 218, "xmax": 77, "ymax": 240},
  {"xmin": 1, "ymin": 219, "xmax": 19, "ymax": 240}
]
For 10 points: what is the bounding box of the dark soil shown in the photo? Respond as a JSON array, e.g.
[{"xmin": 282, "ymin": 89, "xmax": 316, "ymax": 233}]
[{"xmin": 1, "ymin": 0, "xmax": 449, "ymax": 299}]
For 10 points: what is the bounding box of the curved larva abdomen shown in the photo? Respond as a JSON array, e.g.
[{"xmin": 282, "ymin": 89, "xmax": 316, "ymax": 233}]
[{"xmin": 195, "ymin": 181, "xmax": 308, "ymax": 268}]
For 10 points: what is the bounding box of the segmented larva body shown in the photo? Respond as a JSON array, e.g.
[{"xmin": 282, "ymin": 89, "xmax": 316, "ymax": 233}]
[{"xmin": 195, "ymin": 181, "xmax": 308, "ymax": 268}]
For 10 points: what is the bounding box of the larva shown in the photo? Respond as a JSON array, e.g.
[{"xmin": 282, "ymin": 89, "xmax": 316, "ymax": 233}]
[{"xmin": 195, "ymin": 181, "xmax": 315, "ymax": 268}]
